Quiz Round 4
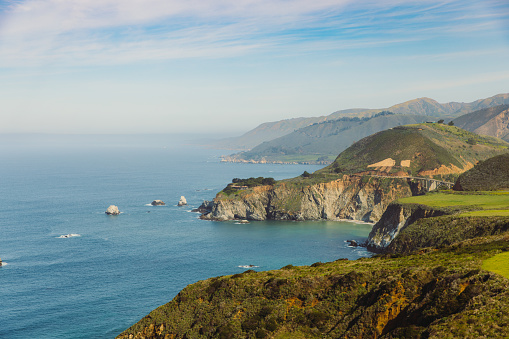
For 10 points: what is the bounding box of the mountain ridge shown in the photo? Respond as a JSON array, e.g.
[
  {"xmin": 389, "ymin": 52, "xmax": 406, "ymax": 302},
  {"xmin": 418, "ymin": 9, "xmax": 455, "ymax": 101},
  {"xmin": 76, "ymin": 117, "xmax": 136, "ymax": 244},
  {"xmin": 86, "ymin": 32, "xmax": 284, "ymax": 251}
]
[{"xmin": 213, "ymin": 93, "xmax": 509, "ymax": 151}]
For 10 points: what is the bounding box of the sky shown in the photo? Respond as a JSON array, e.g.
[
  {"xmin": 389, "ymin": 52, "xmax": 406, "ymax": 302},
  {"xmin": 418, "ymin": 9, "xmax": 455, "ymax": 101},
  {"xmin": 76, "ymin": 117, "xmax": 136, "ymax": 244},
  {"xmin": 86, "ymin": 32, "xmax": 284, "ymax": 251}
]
[{"xmin": 1, "ymin": 0, "xmax": 508, "ymax": 135}]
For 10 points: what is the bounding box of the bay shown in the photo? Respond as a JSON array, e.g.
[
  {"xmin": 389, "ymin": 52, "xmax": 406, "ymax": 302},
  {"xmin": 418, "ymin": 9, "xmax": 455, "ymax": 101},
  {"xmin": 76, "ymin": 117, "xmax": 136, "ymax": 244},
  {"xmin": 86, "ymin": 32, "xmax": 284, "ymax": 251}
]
[{"xmin": 0, "ymin": 136, "xmax": 372, "ymax": 338}]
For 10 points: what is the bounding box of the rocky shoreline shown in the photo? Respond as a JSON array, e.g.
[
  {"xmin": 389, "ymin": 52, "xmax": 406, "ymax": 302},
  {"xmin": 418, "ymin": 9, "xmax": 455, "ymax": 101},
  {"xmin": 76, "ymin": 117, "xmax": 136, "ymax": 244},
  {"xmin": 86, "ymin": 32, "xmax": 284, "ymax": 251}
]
[{"xmin": 199, "ymin": 175, "xmax": 417, "ymax": 224}]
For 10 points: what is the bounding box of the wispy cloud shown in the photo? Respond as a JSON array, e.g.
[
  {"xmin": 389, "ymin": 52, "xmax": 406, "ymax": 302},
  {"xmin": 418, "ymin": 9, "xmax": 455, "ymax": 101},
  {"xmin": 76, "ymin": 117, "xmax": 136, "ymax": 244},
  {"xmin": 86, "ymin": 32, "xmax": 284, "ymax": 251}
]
[{"xmin": 0, "ymin": 0, "xmax": 507, "ymax": 67}]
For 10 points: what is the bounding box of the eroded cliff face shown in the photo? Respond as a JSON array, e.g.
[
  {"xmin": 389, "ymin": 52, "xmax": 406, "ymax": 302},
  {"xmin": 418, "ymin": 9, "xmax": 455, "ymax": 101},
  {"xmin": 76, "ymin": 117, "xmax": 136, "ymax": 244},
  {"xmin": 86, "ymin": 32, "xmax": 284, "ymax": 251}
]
[
  {"xmin": 366, "ymin": 203, "xmax": 448, "ymax": 253},
  {"xmin": 201, "ymin": 175, "xmax": 414, "ymax": 223}
]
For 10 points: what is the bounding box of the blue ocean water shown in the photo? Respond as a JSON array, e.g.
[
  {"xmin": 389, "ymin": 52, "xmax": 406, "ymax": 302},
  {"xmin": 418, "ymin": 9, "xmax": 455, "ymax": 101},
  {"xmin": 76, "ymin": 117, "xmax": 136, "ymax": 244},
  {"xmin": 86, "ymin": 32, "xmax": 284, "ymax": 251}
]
[{"xmin": 0, "ymin": 136, "xmax": 373, "ymax": 338}]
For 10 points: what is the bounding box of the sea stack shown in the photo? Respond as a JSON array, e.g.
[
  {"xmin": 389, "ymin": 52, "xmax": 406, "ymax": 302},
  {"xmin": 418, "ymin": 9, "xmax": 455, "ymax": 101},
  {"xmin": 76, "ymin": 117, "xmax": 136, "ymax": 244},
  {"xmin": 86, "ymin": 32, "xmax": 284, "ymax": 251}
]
[
  {"xmin": 151, "ymin": 200, "xmax": 165, "ymax": 206},
  {"xmin": 177, "ymin": 196, "xmax": 187, "ymax": 206},
  {"xmin": 105, "ymin": 205, "xmax": 120, "ymax": 215}
]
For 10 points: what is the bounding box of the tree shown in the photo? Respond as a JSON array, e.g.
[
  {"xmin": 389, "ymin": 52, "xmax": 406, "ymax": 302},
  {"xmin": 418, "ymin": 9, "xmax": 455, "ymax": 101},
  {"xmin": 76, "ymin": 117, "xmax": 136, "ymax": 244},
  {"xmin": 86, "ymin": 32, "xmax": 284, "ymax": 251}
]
[
  {"xmin": 438, "ymin": 119, "xmax": 444, "ymax": 124},
  {"xmin": 302, "ymin": 171, "xmax": 311, "ymax": 178},
  {"xmin": 448, "ymin": 121, "xmax": 454, "ymax": 126}
]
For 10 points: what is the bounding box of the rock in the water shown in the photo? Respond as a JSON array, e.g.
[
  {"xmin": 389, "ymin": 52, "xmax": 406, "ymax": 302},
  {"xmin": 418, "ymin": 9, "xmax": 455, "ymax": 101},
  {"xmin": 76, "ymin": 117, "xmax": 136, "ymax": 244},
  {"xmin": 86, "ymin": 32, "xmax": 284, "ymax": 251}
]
[
  {"xmin": 177, "ymin": 196, "xmax": 187, "ymax": 206},
  {"xmin": 0, "ymin": 257, "xmax": 2, "ymax": 267},
  {"xmin": 346, "ymin": 240, "xmax": 358, "ymax": 247},
  {"xmin": 105, "ymin": 205, "xmax": 120, "ymax": 215},
  {"xmin": 151, "ymin": 200, "xmax": 165, "ymax": 206}
]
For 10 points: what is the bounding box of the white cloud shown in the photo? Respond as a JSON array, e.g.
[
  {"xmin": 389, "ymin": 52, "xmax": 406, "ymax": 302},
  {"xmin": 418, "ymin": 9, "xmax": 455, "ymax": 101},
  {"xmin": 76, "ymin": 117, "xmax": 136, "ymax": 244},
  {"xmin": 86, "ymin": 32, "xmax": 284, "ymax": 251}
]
[{"xmin": 0, "ymin": 0, "xmax": 507, "ymax": 68}]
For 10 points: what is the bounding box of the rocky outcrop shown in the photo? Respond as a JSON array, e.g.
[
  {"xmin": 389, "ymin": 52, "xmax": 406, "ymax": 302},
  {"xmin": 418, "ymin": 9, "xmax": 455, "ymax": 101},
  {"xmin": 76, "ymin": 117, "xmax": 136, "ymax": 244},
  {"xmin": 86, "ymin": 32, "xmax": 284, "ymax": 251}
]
[
  {"xmin": 177, "ymin": 196, "xmax": 187, "ymax": 206},
  {"xmin": 192, "ymin": 200, "xmax": 215, "ymax": 213},
  {"xmin": 201, "ymin": 175, "xmax": 415, "ymax": 223},
  {"xmin": 151, "ymin": 200, "xmax": 165, "ymax": 206},
  {"xmin": 0, "ymin": 257, "xmax": 2, "ymax": 267},
  {"xmin": 366, "ymin": 203, "xmax": 449, "ymax": 252},
  {"xmin": 105, "ymin": 205, "xmax": 120, "ymax": 215}
]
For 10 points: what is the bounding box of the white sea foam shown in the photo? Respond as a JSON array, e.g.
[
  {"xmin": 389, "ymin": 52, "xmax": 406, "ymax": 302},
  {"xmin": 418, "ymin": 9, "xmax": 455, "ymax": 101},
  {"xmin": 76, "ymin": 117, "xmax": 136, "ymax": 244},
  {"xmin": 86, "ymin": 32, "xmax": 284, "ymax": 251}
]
[
  {"xmin": 238, "ymin": 265, "xmax": 259, "ymax": 268},
  {"xmin": 57, "ymin": 234, "xmax": 81, "ymax": 239}
]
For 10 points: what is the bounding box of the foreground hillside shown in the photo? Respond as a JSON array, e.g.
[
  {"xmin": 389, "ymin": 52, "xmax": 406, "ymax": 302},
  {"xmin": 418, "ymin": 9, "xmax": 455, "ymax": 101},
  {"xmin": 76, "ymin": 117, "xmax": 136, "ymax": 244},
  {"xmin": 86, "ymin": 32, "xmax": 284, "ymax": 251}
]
[
  {"xmin": 201, "ymin": 124, "xmax": 508, "ymax": 223},
  {"xmin": 117, "ymin": 233, "xmax": 509, "ymax": 339}
]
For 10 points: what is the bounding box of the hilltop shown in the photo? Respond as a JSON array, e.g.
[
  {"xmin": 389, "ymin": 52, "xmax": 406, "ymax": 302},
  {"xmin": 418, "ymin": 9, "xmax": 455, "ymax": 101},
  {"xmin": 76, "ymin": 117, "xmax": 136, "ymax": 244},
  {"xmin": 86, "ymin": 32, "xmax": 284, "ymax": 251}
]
[
  {"xmin": 214, "ymin": 93, "xmax": 509, "ymax": 151},
  {"xmin": 319, "ymin": 123, "xmax": 508, "ymax": 180}
]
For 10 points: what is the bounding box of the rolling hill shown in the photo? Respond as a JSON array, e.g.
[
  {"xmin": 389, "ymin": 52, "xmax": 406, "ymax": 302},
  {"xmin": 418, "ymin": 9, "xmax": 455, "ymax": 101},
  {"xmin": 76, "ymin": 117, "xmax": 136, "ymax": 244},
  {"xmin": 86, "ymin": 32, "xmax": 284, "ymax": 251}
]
[
  {"xmin": 454, "ymin": 153, "xmax": 509, "ymax": 191},
  {"xmin": 318, "ymin": 123, "xmax": 509, "ymax": 180},
  {"xmin": 226, "ymin": 112, "xmax": 435, "ymax": 164},
  {"xmin": 213, "ymin": 93, "xmax": 509, "ymax": 151}
]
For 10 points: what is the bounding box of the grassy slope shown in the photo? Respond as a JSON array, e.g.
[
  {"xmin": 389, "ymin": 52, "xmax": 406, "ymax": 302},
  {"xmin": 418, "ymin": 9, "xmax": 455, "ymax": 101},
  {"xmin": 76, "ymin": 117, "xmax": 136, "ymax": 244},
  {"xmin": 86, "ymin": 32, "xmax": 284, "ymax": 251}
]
[
  {"xmin": 117, "ymin": 234, "xmax": 509, "ymax": 339},
  {"xmin": 384, "ymin": 190, "xmax": 509, "ymax": 255},
  {"xmin": 483, "ymin": 252, "xmax": 509, "ymax": 279},
  {"xmin": 398, "ymin": 191, "xmax": 509, "ymax": 210},
  {"xmin": 318, "ymin": 123, "xmax": 508, "ymax": 179},
  {"xmin": 235, "ymin": 114, "xmax": 433, "ymax": 162}
]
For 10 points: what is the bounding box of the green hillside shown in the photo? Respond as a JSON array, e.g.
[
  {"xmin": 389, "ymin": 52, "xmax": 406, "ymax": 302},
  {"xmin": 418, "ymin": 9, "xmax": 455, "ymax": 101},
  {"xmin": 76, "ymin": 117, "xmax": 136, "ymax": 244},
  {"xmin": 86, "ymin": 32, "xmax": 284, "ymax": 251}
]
[
  {"xmin": 230, "ymin": 113, "xmax": 434, "ymax": 164},
  {"xmin": 454, "ymin": 153, "xmax": 509, "ymax": 191},
  {"xmin": 117, "ymin": 233, "xmax": 509, "ymax": 339},
  {"xmin": 318, "ymin": 123, "xmax": 508, "ymax": 180}
]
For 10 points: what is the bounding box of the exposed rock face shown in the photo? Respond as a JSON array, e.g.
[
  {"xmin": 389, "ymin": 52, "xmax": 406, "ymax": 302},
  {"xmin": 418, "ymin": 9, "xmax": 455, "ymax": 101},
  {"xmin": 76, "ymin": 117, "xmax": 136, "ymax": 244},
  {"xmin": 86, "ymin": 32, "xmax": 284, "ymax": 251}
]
[
  {"xmin": 191, "ymin": 200, "xmax": 214, "ymax": 213},
  {"xmin": 201, "ymin": 175, "xmax": 414, "ymax": 223},
  {"xmin": 177, "ymin": 196, "xmax": 187, "ymax": 206},
  {"xmin": 105, "ymin": 205, "xmax": 120, "ymax": 215},
  {"xmin": 151, "ymin": 200, "xmax": 165, "ymax": 206},
  {"xmin": 366, "ymin": 203, "xmax": 449, "ymax": 252}
]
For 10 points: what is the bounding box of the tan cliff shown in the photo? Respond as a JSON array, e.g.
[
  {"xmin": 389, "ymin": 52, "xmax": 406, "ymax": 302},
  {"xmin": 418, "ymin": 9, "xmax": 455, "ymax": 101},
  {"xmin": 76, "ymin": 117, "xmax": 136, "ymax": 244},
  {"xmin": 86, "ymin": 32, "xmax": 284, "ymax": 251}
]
[{"xmin": 201, "ymin": 175, "xmax": 417, "ymax": 223}]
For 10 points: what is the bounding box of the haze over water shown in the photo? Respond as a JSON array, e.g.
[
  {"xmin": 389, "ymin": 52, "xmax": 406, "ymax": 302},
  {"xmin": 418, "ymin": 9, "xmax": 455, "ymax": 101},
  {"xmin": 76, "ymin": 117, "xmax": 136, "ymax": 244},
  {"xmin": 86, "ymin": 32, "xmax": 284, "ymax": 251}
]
[{"xmin": 0, "ymin": 135, "xmax": 372, "ymax": 338}]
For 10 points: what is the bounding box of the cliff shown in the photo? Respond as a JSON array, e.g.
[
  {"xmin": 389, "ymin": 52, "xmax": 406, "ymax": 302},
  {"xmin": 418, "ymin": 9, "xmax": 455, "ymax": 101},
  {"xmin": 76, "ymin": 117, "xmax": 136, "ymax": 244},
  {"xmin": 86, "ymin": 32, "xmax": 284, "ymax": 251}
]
[
  {"xmin": 366, "ymin": 203, "xmax": 449, "ymax": 252},
  {"xmin": 367, "ymin": 189, "xmax": 509, "ymax": 253},
  {"xmin": 201, "ymin": 175, "xmax": 416, "ymax": 223}
]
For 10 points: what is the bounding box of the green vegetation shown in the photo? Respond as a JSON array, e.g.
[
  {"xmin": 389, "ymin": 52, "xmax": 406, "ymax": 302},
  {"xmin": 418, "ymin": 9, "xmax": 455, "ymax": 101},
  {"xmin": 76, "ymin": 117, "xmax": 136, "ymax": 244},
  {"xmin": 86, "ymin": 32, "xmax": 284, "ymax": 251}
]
[
  {"xmin": 398, "ymin": 191, "xmax": 509, "ymax": 210},
  {"xmin": 482, "ymin": 251, "xmax": 509, "ymax": 279},
  {"xmin": 460, "ymin": 210, "xmax": 509, "ymax": 217},
  {"xmin": 454, "ymin": 153, "xmax": 509, "ymax": 191},
  {"xmin": 231, "ymin": 113, "xmax": 434, "ymax": 164},
  {"xmin": 118, "ymin": 233, "xmax": 509, "ymax": 339},
  {"xmin": 318, "ymin": 123, "xmax": 508, "ymax": 180},
  {"xmin": 222, "ymin": 177, "xmax": 276, "ymax": 195}
]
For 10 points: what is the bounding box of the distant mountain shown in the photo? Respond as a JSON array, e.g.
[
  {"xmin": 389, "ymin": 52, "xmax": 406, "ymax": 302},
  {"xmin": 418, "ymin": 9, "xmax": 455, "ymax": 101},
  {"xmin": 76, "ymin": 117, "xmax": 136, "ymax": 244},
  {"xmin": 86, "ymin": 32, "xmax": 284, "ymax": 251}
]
[
  {"xmin": 224, "ymin": 112, "xmax": 435, "ymax": 164},
  {"xmin": 318, "ymin": 123, "xmax": 509, "ymax": 179},
  {"xmin": 453, "ymin": 104, "xmax": 509, "ymax": 142},
  {"xmin": 213, "ymin": 93, "xmax": 509, "ymax": 151},
  {"xmin": 213, "ymin": 108, "xmax": 374, "ymax": 150}
]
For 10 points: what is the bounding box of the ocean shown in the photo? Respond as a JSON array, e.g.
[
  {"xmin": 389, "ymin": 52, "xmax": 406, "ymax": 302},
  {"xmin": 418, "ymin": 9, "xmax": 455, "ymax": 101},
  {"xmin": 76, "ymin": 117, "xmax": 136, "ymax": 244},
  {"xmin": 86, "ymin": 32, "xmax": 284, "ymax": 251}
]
[{"xmin": 0, "ymin": 135, "xmax": 373, "ymax": 338}]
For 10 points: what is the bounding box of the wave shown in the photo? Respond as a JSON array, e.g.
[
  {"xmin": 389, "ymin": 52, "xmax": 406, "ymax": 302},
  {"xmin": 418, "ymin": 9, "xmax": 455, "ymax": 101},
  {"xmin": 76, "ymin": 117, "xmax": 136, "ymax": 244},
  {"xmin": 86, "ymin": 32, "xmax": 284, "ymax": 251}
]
[
  {"xmin": 238, "ymin": 265, "xmax": 259, "ymax": 268},
  {"xmin": 57, "ymin": 234, "xmax": 81, "ymax": 239}
]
